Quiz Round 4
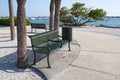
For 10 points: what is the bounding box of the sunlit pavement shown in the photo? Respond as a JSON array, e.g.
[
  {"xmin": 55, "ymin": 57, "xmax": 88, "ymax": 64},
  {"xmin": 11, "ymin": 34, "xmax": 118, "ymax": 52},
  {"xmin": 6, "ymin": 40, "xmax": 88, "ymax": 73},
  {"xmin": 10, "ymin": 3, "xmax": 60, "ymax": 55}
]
[{"xmin": 50, "ymin": 28, "xmax": 120, "ymax": 80}]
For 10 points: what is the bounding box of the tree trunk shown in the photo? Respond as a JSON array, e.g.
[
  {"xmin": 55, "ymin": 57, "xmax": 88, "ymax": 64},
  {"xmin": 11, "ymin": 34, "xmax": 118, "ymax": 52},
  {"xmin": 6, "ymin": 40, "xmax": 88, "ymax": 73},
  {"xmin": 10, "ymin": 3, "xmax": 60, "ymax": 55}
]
[
  {"xmin": 54, "ymin": 0, "xmax": 61, "ymax": 30},
  {"xmin": 16, "ymin": 0, "xmax": 28, "ymax": 69},
  {"xmin": 8, "ymin": 0, "xmax": 15, "ymax": 40},
  {"xmin": 49, "ymin": 0, "xmax": 55, "ymax": 30}
]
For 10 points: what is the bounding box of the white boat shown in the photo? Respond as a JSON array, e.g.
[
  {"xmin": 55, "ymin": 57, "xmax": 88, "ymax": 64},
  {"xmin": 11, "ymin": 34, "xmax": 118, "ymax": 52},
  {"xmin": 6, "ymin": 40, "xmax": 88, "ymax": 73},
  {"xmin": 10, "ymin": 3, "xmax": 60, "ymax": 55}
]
[
  {"xmin": 37, "ymin": 16, "xmax": 42, "ymax": 19},
  {"xmin": 30, "ymin": 17, "xmax": 36, "ymax": 20}
]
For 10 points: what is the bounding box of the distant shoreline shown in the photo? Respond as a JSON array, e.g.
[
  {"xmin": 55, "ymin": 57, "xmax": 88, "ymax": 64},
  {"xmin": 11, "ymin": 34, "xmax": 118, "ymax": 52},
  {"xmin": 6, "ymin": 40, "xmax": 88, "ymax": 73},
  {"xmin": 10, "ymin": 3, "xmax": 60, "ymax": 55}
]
[
  {"xmin": 62, "ymin": 25, "xmax": 120, "ymax": 29},
  {"xmin": 96, "ymin": 25, "xmax": 120, "ymax": 29},
  {"xmin": 0, "ymin": 25, "xmax": 120, "ymax": 29}
]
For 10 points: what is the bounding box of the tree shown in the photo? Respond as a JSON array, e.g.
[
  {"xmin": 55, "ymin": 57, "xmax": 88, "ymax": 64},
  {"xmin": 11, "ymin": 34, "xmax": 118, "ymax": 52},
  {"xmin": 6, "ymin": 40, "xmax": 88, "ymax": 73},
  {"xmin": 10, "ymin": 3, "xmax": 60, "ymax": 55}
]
[
  {"xmin": 54, "ymin": 0, "xmax": 61, "ymax": 30},
  {"xmin": 60, "ymin": 2, "xmax": 107, "ymax": 26},
  {"xmin": 8, "ymin": 0, "xmax": 15, "ymax": 40},
  {"xmin": 60, "ymin": 7, "xmax": 75, "ymax": 25},
  {"xmin": 16, "ymin": 0, "xmax": 28, "ymax": 69},
  {"xmin": 49, "ymin": 0, "xmax": 55, "ymax": 30}
]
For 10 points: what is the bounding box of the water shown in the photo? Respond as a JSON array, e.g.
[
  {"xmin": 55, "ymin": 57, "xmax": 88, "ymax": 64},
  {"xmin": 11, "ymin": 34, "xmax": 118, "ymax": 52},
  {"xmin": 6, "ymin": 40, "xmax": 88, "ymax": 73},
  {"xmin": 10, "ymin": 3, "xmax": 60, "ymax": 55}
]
[
  {"xmin": 87, "ymin": 17, "xmax": 120, "ymax": 27},
  {"xmin": 29, "ymin": 17, "xmax": 120, "ymax": 28}
]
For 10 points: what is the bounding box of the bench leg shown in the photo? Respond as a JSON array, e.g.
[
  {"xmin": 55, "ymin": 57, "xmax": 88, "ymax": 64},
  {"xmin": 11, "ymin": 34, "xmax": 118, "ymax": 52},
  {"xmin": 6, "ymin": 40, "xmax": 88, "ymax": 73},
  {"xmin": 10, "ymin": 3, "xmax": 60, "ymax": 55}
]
[
  {"xmin": 68, "ymin": 41, "xmax": 71, "ymax": 51},
  {"xmin": 47, "ymin": 53, "xmax": 51, "ymax": 68},
  {"xmin": 60, "ymin": 41, "xmax": 63, "ymax": 48},
  {"xmin": 31, "ymin": 28, "xmax": 33, "ymax": 32},
  {"xmin": 33, "ymin": 51, "xmax": 36, "ymax": 65},
  {"xmin": 45, "ymin": 29, "xmax": 47, "ymax": 32},
  {"xmin": 35, "ymin": 28, "xmax": 37, "ymax": 32}
]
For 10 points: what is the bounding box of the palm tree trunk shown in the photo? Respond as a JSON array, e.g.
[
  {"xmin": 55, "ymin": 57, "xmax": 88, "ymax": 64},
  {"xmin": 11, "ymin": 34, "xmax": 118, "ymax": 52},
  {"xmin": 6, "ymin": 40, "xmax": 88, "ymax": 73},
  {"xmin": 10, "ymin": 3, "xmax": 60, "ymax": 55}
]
[
  {"xmin": 16, "ymin": 0, "xmax": 28, "ymax": 69},
  {"xmin": 54, "ymin": 0, "xmax": 61, "ymax": 30},
  {"xmin": 8, "ymin": 0, "xmax": 15, "ymax": 40},
  {"xmin": 49, "ymin": 0, "xmax": 55, "ymax": 30}
]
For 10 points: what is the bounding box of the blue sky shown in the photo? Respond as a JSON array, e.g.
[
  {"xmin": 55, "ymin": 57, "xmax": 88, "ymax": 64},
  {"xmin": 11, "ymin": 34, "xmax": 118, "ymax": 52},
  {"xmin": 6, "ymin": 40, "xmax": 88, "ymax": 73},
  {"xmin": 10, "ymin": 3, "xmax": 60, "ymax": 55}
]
[{"xmin": 0, "ymin": 0, "xmax": 120, "ymax": 17}]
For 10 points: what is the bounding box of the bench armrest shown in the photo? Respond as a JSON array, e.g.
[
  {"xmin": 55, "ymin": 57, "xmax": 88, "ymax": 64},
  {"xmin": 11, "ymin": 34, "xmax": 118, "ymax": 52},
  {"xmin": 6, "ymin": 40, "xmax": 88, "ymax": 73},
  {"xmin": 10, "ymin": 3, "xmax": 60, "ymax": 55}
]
[
  {"xmin": 48, "ymin": 38, "xmax": 61, "ymax": 42},
  {"xmin": 47, "ymin": 38, "xmax": 62, "ymax": 48}
]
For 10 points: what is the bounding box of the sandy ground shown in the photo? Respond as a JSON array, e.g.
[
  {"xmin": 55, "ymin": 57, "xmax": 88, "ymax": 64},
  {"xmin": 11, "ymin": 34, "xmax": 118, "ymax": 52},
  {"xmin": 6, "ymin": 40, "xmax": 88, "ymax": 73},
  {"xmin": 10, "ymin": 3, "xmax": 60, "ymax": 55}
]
[
  {"xmin": 0, "ymin": 26, "xmax": 120, "ymax": 80},
  {"xmin": 0, "ymin": 26, "xmax": 44, "ymax": 80}
]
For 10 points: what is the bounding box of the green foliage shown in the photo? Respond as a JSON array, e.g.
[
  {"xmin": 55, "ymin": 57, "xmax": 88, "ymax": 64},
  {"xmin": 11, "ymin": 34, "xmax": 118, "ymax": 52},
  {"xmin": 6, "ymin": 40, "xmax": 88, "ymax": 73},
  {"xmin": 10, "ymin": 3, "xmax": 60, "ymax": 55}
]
[
  {"xmin": 88, "ymin": 9, "xmax": 107, "ymax": 20},
  {"xmin": 26, "ymin": 19, "xmax": 31, "ymax": 26},
  {"xmin": 60, "ymin": 2, "xmax": 107, "ymax": 26},
  {"xmin": 60, "ymin": 7, "xmax": 75, "ymax": 24},
  {"xmin": 70, "ymin": 2, "xmax": 86, "ymax": 17},
  {"xmin": 0, "ymin": 17, "xmax": 31, "ymax": 26},
  {"xmin": 60, "ymin": 7, "xmax": 69, "ymax": 16},
  {"xmin": 0, "ymin": 18, "xmax": 10, "ymax": 26}
]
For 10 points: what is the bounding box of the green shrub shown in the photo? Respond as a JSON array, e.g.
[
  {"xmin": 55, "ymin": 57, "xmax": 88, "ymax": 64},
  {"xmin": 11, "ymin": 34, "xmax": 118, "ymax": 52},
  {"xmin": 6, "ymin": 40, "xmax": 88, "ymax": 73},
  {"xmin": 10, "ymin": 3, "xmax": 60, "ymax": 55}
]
[
  {"xmin": 26, "ymin": 19, "xmax": 31, "ymax": 26},
  {"xmin": 0, "ymin": 17, "xmax": 31, "ymax": 26},
  {"xmin": 0, "ymin": 18, "xmax": 10, "ymax": 26}
]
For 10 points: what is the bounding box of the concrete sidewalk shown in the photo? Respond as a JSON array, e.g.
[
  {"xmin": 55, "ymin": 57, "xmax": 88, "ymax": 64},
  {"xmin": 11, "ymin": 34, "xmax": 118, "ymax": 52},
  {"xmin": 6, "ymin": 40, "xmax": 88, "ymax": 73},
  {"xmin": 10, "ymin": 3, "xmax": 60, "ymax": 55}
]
[
  {"xmin": 32, "ymin": 39, "xmax": 81, "ymax": 80},
  {"xmin": 49, "ymin": 28, "xmax": 120, "ymax": 80},
  {"xmin": 1, "ymin": 26, "xmax": 120, "ymax": 80}
]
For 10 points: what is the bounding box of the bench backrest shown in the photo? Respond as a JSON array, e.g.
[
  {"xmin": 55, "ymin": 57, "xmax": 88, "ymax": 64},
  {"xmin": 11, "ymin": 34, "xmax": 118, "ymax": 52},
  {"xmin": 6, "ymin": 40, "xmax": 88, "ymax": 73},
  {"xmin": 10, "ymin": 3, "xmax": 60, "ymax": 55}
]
[
  {"xmin": 31, "ymin": 23, "xmax": 46, "ymax": 29},
  {"xmin": 29, "ymin": 30, "xmax": 58, "ymax": 47}
]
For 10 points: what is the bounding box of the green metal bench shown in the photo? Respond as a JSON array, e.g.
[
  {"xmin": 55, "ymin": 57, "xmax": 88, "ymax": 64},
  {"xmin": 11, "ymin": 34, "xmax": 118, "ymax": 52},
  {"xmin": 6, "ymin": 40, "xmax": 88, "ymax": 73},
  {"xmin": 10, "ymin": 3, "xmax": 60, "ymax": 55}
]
[
  {"xmin": 29, "ymin": 30, "xmax": 63, "ymax": 68},
  {"xmin": 31, "ymin": 23, "xmax": 47, "ymax": 32}
]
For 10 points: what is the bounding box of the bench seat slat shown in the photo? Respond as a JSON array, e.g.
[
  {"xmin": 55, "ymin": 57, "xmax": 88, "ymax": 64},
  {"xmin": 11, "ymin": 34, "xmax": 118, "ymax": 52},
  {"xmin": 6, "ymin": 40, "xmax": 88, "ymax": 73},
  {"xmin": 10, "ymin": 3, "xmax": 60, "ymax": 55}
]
[{"xmin": 31, "ymin": 23, "xmax": 47, "ymax": 32}]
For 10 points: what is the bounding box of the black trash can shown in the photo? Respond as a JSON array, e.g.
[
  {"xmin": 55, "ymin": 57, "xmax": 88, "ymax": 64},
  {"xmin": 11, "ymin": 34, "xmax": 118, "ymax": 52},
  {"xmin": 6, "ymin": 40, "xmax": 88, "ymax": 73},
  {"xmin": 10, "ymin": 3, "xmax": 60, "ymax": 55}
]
[{"xmin": 62, "ymin": 27, "xmax": 72, "ymax": 41}]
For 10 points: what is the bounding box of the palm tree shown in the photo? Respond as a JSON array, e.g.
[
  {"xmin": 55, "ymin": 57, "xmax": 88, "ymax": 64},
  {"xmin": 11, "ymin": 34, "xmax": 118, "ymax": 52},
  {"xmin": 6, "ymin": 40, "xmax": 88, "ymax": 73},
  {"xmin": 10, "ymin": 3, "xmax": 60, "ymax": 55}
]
[
  {"xmin": 16, "ymin": 0, "xmax": 28, "ymax": 69},
  {"xmin": 49, "ymin": 0, "xmax": 55, "ymax": 30},
  {"xmin": 8, "ymin": 0, "xmax": 15, "ymax": 40},
  {"xmin": 54, "ymin": 0, "xmax": 61, "ymax": 30}
]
